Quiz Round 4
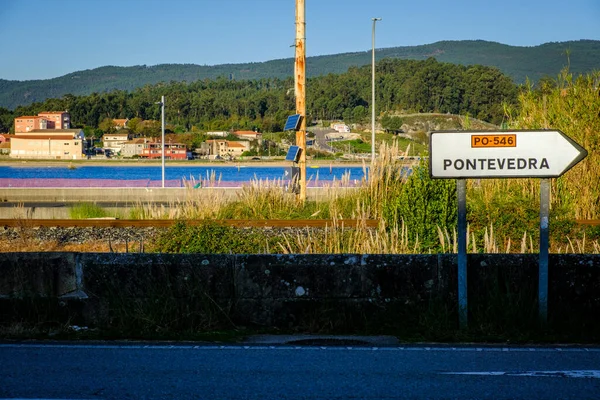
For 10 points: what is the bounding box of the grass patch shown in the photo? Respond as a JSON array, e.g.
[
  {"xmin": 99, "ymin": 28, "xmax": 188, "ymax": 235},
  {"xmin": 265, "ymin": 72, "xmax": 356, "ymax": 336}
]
[{"xmin": 68, "ymin": 202, "xmax": 115, "ymax": 219}]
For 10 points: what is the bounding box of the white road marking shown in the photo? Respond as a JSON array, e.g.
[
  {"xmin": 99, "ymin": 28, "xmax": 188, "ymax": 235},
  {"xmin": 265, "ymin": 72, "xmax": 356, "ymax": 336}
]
[
  {"xmin": 442, "ymin": 370, "xmax": 600, "ymax": 379},
  {"xmin": 0, "ymin": 343, "xmax": 598, "ymax": 353}
]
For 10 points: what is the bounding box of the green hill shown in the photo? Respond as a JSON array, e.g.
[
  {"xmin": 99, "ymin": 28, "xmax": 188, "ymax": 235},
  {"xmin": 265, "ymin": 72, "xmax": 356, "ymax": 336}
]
[{"xmin": 1, "ymin": 40, "xmax": 598, "ymax": 110}]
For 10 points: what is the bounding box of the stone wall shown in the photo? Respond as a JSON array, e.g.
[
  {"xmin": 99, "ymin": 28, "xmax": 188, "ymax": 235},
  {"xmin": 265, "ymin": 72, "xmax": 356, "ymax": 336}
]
[{"xmin": 1, "ymin": 253, "xmax": 599, "ymax": 331}]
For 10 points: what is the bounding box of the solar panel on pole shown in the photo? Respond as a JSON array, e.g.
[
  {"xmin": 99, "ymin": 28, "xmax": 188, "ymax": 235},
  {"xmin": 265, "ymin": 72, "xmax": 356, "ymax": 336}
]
[
  {"xmin": 285, "ymin": 145, "xmax": 301, "ymax": 162},
  {"xmin": 284, "ymin": 114, "xmax": 302, "ymax": 131}
]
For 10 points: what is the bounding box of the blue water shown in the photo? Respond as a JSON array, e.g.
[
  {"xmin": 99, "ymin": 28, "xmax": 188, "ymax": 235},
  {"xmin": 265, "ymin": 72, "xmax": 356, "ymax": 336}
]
[{"xmin": 0, "ymin": 165, "xmax": 367, "ymax": 182}]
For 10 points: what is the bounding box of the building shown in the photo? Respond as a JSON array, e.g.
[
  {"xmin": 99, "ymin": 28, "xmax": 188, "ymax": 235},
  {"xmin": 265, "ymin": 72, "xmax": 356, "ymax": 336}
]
[
  {"xmin": 102, "ymin": 133, "xmax": 132, "ymax": 153},
  {"xmin": 121, "ymin": 138, "xmax": 150, "ymax": 158},
  {"xmin": 0, "ymin": 142, "xmax": 10, "ymax": 155},
  {"xmin": 140, "ymin": 142, "xmax": 187, "ymax": 160},
  {"xmin": 332, "ymin": 123, "xmax": 350, "ymax": 133},
  {"xmin": 203, "ymin": 139, "xmax": 250, "ymax": 159},
  {"xmin": 206, "ymin": 131, "xmax": 229, "ymax": 137},
  {"xmin": 113, "ymin": 119, "xmax": 128, "ymax": 130},
  {"xmin": 14, "ymin": 116, "xmax": 48, "ymax": 133},
  {"xmin": 10, "ymin": 129, "xmax": 85, "ymax": 160},
  {"xmin": 233, "ymin": 130, "xmax": 262, "ymax": 144},
  {"xmin": 37, "ymin": 111, "xmax": 70, "ymax": 129},
  {"xmin": 14, "ymin": 111, "xmax": 71, "ymax": 133}
]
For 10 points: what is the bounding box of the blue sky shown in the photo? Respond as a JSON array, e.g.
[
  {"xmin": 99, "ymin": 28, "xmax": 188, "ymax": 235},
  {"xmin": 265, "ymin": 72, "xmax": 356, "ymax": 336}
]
[{"xmin": 1, "ymin": 0, "xmax": 598, "ymax": 81}]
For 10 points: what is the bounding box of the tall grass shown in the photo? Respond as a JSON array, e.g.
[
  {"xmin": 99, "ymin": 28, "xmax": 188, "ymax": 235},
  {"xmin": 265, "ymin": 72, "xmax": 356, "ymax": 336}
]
[
  {"xmin": 506, "ymin": 69, "xmax": 600, "ymax": 219},
  {"xmin": 140, "ymin": 71, "xmax": 600, "ymax": 255},
  {"xmin": 277, "ymin": 216, "xmax": 420, "ymax": 255}
]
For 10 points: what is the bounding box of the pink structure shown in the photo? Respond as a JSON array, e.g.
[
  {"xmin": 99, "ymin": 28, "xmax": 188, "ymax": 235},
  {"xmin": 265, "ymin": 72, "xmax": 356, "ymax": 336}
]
[
  {"xmin": 37, "ymin": 111, "xmax": 70, "ymax": 129},
  {"xmin": 14, "ymin": 116, "xmax": 48, "ymax": 133}
]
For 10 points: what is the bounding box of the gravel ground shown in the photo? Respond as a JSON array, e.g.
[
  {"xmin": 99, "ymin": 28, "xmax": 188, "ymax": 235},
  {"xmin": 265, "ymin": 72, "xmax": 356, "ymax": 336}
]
[
  {"xmin": 0, "ymin": 226, "xmax": 163, "ymax": 252},
  {"xmin": 0, "ymin": 225, "xmax": 324, "ymax": 252}
]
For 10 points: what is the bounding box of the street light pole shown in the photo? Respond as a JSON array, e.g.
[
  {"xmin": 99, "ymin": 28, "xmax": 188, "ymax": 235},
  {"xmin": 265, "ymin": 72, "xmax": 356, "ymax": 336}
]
[
  {"xmin": 156, "ymin": 95, "xmax": 165, "ymax": 188},
  {"xmin": 371, "ymin": 17, "xmax": 381, "ymax": 163}
]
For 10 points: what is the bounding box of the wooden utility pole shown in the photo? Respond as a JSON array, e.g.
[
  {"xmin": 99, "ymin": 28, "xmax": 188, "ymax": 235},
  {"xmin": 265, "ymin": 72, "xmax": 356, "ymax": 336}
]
[{"xmin": 295, "ymin": 0, "xmax": 306, "ymax": 201}]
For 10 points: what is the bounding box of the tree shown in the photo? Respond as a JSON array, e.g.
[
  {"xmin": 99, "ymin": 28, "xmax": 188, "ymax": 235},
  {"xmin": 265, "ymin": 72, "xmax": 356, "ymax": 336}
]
[
  {"xmin": 381, "ymin": 114, "xmax": 403, "ymax": 133},
  {"xmin": 98, "ymin": 118, "xmax": 117, "ymax": 133},
  {"xmin": 352, "ymin": 105, "xmax": 367, "ymax": 123},
  {"xmin": 0, "ymin": 107, "xmax": 13, "ymax": 133},
  {"xmin": 141, "ymin": 120, "xmax": 161, "ymax": 137},
  {"xmin": 127, "ymin": 117, "xmax": 143, "ymax": 135}
]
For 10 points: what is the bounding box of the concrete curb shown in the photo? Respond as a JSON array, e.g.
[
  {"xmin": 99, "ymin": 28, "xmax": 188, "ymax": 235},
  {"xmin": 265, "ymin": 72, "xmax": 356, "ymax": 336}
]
[{"xmin": 245, "ymin": 335, "xmax": 400, "ymax": 346}]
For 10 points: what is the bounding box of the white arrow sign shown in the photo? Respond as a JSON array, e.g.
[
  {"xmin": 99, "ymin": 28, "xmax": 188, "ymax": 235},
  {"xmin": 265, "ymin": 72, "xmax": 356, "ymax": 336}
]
[{"xmin": 429, "ymin": 130, "xmax": 587, "ymax": 178}]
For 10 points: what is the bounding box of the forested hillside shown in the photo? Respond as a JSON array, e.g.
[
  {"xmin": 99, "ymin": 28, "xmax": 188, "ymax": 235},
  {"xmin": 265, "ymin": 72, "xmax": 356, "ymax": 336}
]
[
  {"xmin": 0, "ymin": 40, "xmax": 597, "ymax": 109},
  {"xmin": 0, "ymin": 58, "xmax": 518, "ymax": 134}
]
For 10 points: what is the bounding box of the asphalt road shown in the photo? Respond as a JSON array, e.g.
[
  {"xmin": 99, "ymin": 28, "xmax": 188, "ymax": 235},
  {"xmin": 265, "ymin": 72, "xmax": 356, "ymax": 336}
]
[
  {"xmin": 310, "ymin": 128, "xmax": 337, "ymax": 152},
  {"xmin": 1, "ymin": 343, "xmax": 599, "ymax": 399}
]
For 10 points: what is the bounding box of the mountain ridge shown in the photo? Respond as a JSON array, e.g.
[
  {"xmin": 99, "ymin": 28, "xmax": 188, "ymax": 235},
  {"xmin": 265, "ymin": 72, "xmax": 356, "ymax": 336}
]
[{"xmin": 1, "ymin": 39, "xmax": 598, "ymax": 110}]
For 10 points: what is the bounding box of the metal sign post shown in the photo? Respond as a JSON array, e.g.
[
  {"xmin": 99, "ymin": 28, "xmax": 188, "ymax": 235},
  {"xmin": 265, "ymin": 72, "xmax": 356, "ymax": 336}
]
[
  {"xmin": 539, "ymin": 178, "xmax": 550, "ymax": 323},
  {"xmin": 429, "ymin": 130, "xmax": 587, "ymax": 328},
  {"xmin": 457, "ymin": 179, "xmax": 468, "ymax": 328}
]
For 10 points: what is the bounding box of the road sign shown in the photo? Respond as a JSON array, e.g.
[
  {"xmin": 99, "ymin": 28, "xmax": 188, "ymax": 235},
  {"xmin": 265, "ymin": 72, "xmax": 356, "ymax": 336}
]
[{"xmin": 429, "ymin": 130, "xmax": 587, "ymax": 179}]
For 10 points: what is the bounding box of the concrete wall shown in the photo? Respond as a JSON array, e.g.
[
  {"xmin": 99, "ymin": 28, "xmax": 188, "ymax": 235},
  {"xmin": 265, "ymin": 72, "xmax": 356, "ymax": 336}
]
[{"xmin": 1, "ymin": 253, "xmax": 599, "ymax": 330}]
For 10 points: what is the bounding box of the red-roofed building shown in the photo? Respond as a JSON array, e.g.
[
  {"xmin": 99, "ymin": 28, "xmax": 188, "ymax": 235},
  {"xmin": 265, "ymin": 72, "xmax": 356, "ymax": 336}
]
[
  {"xmin": 14, "ymin": 116, "xmax": 48, "ymax": 133},
  {"xmin": 233, "ymin": 130, "xmax": 262, "ymax": 143},
  {"xmin": 14, "ymin": 111, "xmax": 70, "ymax": 133},
  {"xmin": 140, "ymin": 141, "xmax": 187, "ymax": 160},
  {"xmin": 113, "ymin": 119, "xmax": 128, "ymax": 129},
  {"xmin": 203, "ymin": 139, "xmax": 250, "ymax": 159}
]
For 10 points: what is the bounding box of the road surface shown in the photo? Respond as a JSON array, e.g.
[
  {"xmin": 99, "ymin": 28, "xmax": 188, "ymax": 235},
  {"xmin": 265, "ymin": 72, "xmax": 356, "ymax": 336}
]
[{"xmin": 1, "ymin": 342, "xmax": 599, "ymax": 399}]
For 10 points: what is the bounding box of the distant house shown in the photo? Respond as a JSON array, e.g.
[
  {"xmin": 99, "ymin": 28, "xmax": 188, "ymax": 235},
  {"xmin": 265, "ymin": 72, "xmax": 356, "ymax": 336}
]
[
  {"xmin": 332, "ymin": 123, "xmax": 350, "ymax": 133},
  {"xmin": 0, "ymin": 134, "xmax": 12, "ymax": 143},
  {"xmin": 225, "ymin": 141, "xmax": 249, "ymax": 158},
  {"xmin": 0, "ymin": 142, "xmax": 10, "ymax": 155},
  {"xmin": 233, "ymin": 130, "xmax": 262, "ymax": 144},
  {"xmin": 206, "ymin": 131, "xmax": 229, "ymax": 138},
  {"xmin": 113, "ymin": 119, "xmax": 128, "ymax": 130},
  {"xmin": 140, "ymin": 141, "xmax": 187, "ymax": 160},
  {"xmin": 203, "ymin": 139, "xmax": 250, "ymax": 159},
  {"xmin": 10, "ymin": 129, "xmax": 85, "ymax": 160},
  {"xmin": 121, "ymin": 138, "xmax": 150, "ymax": 158},
  {"xmin": 102, "ymin": 132, "xmax": 132, "ymax": 153}
]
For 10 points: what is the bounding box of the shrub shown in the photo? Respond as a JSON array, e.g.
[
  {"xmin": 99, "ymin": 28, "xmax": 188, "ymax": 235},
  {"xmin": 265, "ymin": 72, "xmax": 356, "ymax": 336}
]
[
  {"xmin": 384, "ymin": 161, "xmax": 457, "ymax": 250},
  {"xmin": 151, "ymin": 221, "xmax": 276, "ymax": 254},
  {"xmin": 69, "ymin": 203, "xmax": 109, "ymax": 219}
]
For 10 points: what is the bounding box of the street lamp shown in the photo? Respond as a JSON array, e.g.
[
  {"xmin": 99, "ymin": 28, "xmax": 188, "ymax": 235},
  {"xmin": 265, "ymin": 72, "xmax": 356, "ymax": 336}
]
[
  {"xmin": 155, "ymin": 95, "xmax": 165, "ymax": 187},
  {"xmin": 371, "ymin": 17, "xmax": 381, "ymax": 163}
]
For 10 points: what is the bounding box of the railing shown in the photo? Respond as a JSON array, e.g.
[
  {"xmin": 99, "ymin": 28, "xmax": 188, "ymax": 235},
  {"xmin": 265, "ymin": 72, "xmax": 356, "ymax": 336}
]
[
  {"xmin": 0, "ymin": 219, "xmax": 379, "ymax": 228},
  {"xmin": 576, "ymin": 220, "xmax": 600, "ymax": 226},
  {"xmin": 3, "ymin": 218, "xmax": 594, "ymax": 228}
]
